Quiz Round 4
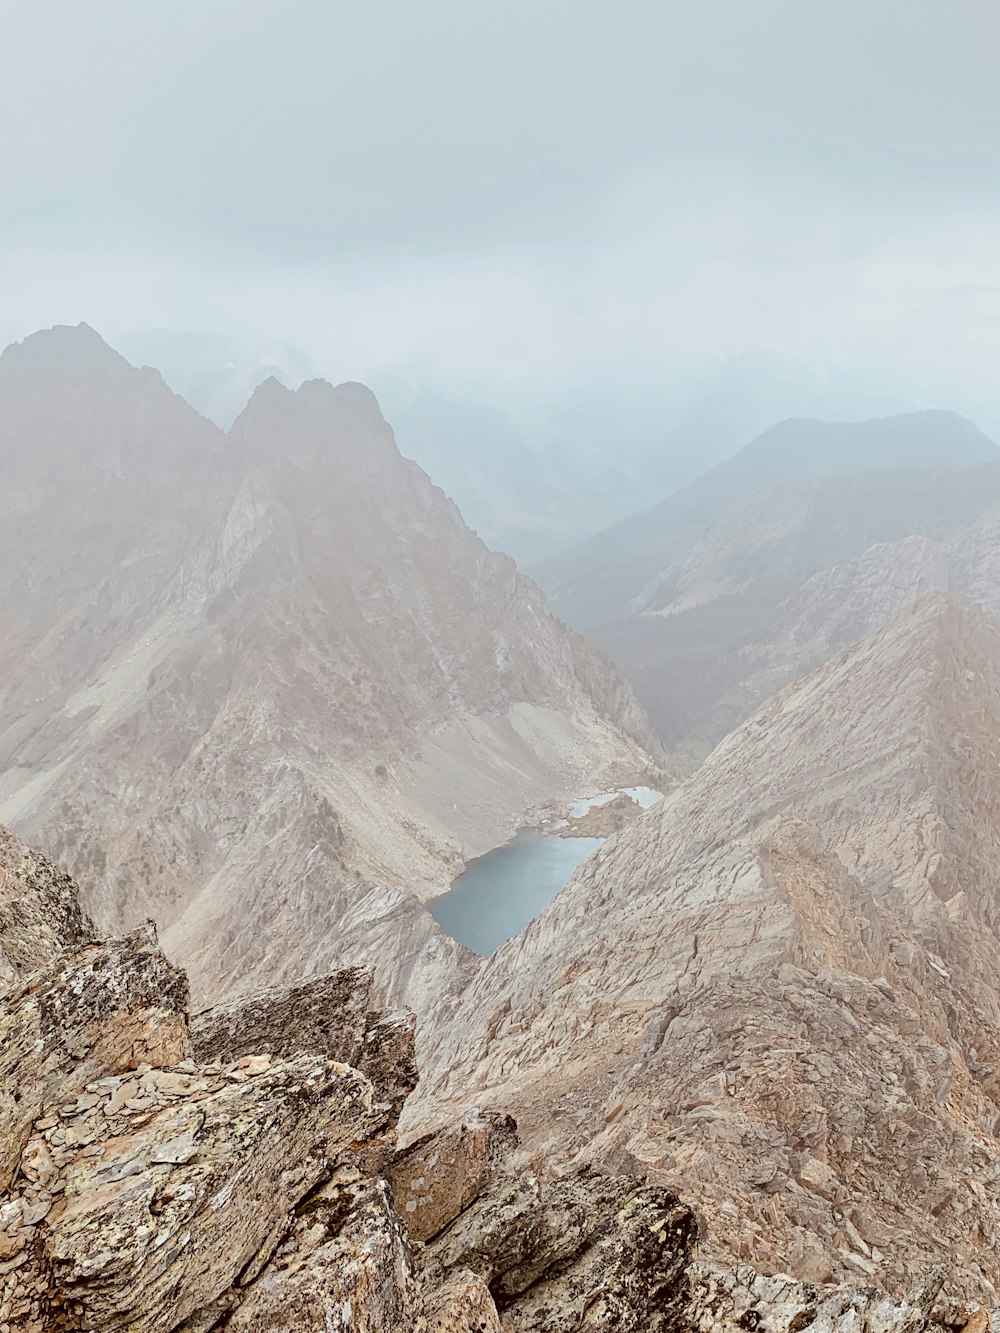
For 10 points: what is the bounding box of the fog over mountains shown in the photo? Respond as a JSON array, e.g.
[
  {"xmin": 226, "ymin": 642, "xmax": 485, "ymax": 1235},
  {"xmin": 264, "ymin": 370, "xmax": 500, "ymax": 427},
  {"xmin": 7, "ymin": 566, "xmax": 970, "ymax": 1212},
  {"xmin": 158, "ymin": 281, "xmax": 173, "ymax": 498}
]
[
  {"xmin": 121, "ymin": 329, "xmax": 920, "ymax": 565},
  {"xmin": 8, "ymin": 1, "xmax": 1000, "ymax": 1326},
  {"xmin": 536, "ymin": 409, "xmax": 1000, "ymax": 765},
  {"xmin": 0, "ymin": 324, "xmax": 656, "ymax": 1032},
  {"xmin": 6, "ymin": 321, "xmax": 1000, "ymax": 1327}
]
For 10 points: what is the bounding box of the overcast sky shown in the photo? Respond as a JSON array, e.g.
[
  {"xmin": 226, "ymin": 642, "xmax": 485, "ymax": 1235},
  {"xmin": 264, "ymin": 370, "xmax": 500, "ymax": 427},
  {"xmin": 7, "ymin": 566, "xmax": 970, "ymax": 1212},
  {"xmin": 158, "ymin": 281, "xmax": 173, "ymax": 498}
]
[{"xmin": 4, "ymin": 0, "xmax": 1000, "ymax": 432}]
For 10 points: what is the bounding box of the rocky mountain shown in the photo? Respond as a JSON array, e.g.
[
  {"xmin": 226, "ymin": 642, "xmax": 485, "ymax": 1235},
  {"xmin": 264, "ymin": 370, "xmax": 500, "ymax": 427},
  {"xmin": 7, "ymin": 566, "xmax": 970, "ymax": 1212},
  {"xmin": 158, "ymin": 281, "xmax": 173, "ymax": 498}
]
[
  {"xmin": 10, "ymin": 331, "xmax": 1000, "ymax": 1325},
  {"xmin": 119, "ymin": 331, "xmax": 952, "ymax": 568},
  {"xmin": 115, "ymin": 327, "xmax": 317, "ymax": 429},
  {"xmin": 533, "ymin": 412, "xmax": 1000, "ymax": 761},
  {"xmin": 536, "ymin": 411, "xmax": 999, "ymax": 629},
  {"xmin": 1, "ymin": 823, "xmax": 989, "ymax": 1331},
  {"xmin": 415, "ymin": 595, "xmax": 1000, "ymax": 1306},
  {"xmin": 693, "ymin": 502, "xmax": 1000, "ymax": 750},
  {"xmin": 0, "ymin": 324, "xmax": 658, "ymax": 1024}
]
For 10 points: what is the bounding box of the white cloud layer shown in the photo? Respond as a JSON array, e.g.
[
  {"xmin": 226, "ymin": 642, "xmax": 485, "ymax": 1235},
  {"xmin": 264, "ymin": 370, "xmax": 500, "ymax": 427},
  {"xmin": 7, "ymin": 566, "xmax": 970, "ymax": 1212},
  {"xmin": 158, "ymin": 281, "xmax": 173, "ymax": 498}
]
[{"xmin": 4, "ymin": 0, "xmax": 1000, "ymax": 439}]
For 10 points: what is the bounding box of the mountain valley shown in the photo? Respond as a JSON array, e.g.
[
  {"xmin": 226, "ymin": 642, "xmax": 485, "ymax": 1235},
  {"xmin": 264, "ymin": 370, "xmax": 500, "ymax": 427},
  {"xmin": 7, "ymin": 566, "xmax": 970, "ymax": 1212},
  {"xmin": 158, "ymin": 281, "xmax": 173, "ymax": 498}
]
[
  {"xmin": 535, "ymin": 412, "xmax": 1000, "ymax": 767},
  {"xmin": 3, "ymin": 330, "xmax": 1000, "ymax": 1329},
  {"xmin": 0, "ymin": 325, "xmax": 659, "ymax": 1030},
  {"xmin": 11, "ymin": 4, "xmax": 1000, "ymax": 1326},
  {"xmin": 415, "ymin": 594, "xmax": 1000, "ymax": 1305}
]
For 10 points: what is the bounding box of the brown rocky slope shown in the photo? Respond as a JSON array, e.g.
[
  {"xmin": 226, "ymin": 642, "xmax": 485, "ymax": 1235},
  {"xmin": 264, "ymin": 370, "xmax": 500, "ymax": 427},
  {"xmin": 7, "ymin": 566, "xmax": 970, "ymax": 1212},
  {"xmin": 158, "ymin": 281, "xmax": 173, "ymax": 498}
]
[
  {"xmin": 415, "ymin": 595, "xmax": 1000, "ymax": 1309},
  {"xmin": 0, "ymin": 824, "xmax": 986, "ymax": 1332},
  {"xmin": 0, "ymin": 325, "xmax": 658, "ymax": 1027}
]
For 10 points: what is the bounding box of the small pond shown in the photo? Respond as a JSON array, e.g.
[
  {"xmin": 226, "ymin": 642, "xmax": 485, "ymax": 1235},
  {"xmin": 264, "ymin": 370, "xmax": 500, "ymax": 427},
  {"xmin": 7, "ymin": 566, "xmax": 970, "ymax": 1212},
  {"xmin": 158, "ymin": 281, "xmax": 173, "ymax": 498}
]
[{"xmin": 429, "ymin": 828, "xmax": 604, "ymax": 956}]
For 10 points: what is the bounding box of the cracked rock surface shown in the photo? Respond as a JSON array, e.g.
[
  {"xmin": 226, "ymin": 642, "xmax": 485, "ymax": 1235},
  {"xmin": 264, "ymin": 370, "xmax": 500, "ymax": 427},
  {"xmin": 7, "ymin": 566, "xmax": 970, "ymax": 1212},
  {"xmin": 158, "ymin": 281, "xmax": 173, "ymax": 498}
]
[
  {"xmin": 415, "ymin": 597, "xmax": 1000, "ymax": 1314},
  {"xmin": 2, "ymin": 821, "xmax": 996, "ymax": 1329},
  {"xmin": 0, "ymin": 826, "xmax": 701, "ymax": 1332}
]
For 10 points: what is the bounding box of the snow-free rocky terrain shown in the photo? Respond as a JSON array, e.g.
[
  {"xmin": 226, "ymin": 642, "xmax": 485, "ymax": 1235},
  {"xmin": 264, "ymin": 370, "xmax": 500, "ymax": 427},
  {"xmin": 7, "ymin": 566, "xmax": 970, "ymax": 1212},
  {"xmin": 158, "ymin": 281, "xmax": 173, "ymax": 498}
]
[
  {"xmin": 0, "ymin": 324, "xmax": 658, "ymax": 1028},
  {"xmin": 417, "ymin": 595, "xmax": 1000, "ymax": 1310},
  {"xmin": 535, "ymin": 411, "xmax": 1000, "ymax": 764},
  {"xmin": 5, "ymin": 326, "xmax": 1000, "ymax": 1328},
  {"xmin": 0, "ymin": 825, "xmax": 991, "ymax": 1331}
]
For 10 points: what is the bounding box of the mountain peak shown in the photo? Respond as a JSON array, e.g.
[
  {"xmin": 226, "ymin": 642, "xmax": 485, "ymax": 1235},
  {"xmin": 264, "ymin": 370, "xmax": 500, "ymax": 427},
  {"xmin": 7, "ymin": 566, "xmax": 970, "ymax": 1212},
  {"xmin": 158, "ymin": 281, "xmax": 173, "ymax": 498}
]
[
  {"xmin": 233, "ymin": 376, "xmax": 388, "ymax": 445},
  {"xmin": 249, "ymin": 373, "xmax": 293, "ymax": 401},
  {"xmin": 1, "ymin": 322, "xmax": 125, "ymax": 367},
  {"xmin": 730, "ymin": 408, "xmax": 998, "ymax": 481},
  {"xmin": 294, "ymin": 377, "xmax": 386, "ymax": 423},
  {"xmin": 239, "ymin": 376, "xmax": 383, "ymax": 417}
]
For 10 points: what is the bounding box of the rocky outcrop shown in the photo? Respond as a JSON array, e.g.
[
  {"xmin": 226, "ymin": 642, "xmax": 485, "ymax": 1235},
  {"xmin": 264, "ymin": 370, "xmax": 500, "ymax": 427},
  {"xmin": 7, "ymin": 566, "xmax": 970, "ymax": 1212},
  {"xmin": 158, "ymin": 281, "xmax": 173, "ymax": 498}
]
[
  {"xmin": 0, "ymin": 828, "xmax": 427, "ymax": 1330},
  {"xmin": 0, "ymin": 834, "xmax": 427, "ymax": 1331},
  {"xmin": 423, "ymin": 1165, "xmax": 696, "ymax": 1331},
  {"xmin": 190, "ymin": 968, "xmax": 418, "ymax": 1120},
  {"xmin": 556, "ymin": 791, "xmax": 645, "ymax": 838},
  {"xmin": 216, "ymin": 1175, "xmax": 432, "ymax": 1332},
  {"xmin": 388, "ymin": 1105, "xmax": 698, "ymax": 1330},
  {"xmin": 386, "ymin": 1108, "xmax": 519, "ymax": 1242},
  {"xmin": 687, "ymin": 1263, "xmax": 959, "ymax": 1332},
  {"xmin": 388, "ymin": 1099, "xmax": 992, "ymax": 1333},
  {"xmin": 0, "ymin": 825, "xmax": 702, "ymax": 1332},
  {"xmin": 3, "ymin": 824, "xmax": 997, "ymax": 1329},
  {"xmin": 0, "ymin": 827, "xmax": 95, "ymax": 987},
  {"xmin": 1, "ymin": 923, "xmax": 189, "ymax": 1195}
]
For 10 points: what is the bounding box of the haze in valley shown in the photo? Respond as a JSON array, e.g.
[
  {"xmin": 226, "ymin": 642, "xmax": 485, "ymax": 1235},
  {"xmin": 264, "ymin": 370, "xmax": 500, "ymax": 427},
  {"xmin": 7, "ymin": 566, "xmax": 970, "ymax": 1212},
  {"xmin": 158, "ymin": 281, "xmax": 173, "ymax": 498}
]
[
  {"xmin": 5, "ymin": 4, "xmax": 1000, "ymax": 1331},
  {"xmin": 5, "ymin": 0, "xmax": 1000, "ymax": 556}
]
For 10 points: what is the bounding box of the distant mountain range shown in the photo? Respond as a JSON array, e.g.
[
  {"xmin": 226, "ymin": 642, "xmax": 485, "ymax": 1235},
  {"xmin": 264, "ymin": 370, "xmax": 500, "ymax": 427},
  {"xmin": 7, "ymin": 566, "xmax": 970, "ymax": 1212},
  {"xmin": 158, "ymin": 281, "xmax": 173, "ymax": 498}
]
[
  {"xmin": 419, "ymin": 593, "xmax": 1000, "ymax": 1299},
  {"xmin": 534, "ymin": 410, "xmax": 1000, "ymax": 764},
  {"xmin": 119, "ymin": 330, "xmax": 936, "ymax": 564}
]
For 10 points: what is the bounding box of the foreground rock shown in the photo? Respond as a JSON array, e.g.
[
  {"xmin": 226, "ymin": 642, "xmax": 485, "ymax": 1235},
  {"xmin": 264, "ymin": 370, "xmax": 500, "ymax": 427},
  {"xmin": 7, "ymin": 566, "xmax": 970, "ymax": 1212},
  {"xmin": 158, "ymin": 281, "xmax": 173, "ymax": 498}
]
[
  {"xmin": 5, "ymin": 823, "xmax": 989, "ymax": 1329},
  {"xmin": 0, "ymin": 931, "xmax": 407, "ymax": 1329},
  {"xmin": 0, "ymin": 826, "xmax": 95, "ymax": 986},
  {"xmin": 687, "ymin": 1264, "xmax": 960, "ymax": 1332},
  {"xmin": 189, "ymin": 966, "xmax": 418, "ymax": 1121},
  {"xmin": 0, "ymin": 826, "xmax": 692, "ymax": 1331},
  {"xmin": 391, "ymin": 1111, "xmax": 990, "ymax": 1333}
]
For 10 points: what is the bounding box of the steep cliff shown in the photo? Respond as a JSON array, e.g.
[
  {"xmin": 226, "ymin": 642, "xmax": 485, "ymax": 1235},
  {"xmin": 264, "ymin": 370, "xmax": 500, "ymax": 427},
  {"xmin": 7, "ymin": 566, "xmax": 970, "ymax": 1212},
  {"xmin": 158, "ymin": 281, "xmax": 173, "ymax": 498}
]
[{"xmin": 0, "ymin": 325, "xmax": 658, "ymax": 1021}]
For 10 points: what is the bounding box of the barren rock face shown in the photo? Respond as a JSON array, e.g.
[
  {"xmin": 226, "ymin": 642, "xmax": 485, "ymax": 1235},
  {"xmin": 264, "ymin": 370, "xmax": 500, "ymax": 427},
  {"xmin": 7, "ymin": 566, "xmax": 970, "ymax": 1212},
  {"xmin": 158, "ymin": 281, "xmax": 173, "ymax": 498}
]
[
  {"xmin": 24, "ymin": 1056, "xmax": 386, "ymax": 1331},
  {"xmin": 219, "ymin": 1176, "xmax": 429, "ymax": 1333},
  {"xmin": 415, "ymin": 597, "xmax": 1000, "ymax": 1306},
  {"xmin": 0, "ymin": 325, "xmax": 660, "ymax": 1031},
  {"xmin": 0, "ymin": 924, "xmax": 189, "ymax": 1194},
  {"xmin": 190, "ymin": 968, "xmax": 418, "ymax": 1120},
  {"xmin": 686, "ymin": 1263, "xmax": 951, "ymax": 1332},
  {"xmin": 387, "ymin": 1108, "xmax": 519, "ymax": 1242},
  {"xmin": 0, "ymin": 835, "xmax": 419, "ymax": 1331},
  {"xmin": 1, "ymin": 825, "xmax": 992, "ymax": 1330},
  {"xmin": 0, "ymin": 827, "xmax": 95, "ymax": 988},
  {"xmin": 424, "ymin": 1166, "xmax": 698, "ymax": 1332}
]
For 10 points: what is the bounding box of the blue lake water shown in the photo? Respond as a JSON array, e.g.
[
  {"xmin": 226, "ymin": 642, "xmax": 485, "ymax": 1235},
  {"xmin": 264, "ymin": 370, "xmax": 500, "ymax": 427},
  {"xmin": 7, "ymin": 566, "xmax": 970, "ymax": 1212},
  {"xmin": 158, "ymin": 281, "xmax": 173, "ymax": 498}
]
[{"xmin": 429, "ymin": 829, "xmax": 604, "ymax": 956}]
